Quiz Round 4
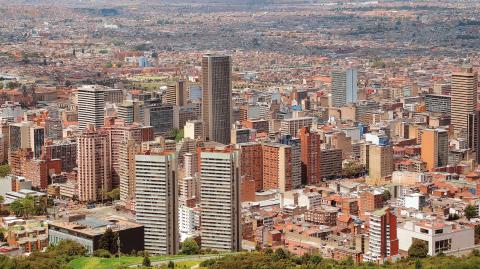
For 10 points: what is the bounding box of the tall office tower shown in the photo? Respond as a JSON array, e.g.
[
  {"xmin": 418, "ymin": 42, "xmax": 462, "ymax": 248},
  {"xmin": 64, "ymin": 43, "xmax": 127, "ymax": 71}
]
[
  {"xmin": 77, "ymin": 125, "xmax": 111, "ymax": 202},
  {"xmin": 144, "ymin": 103, "xmax": 174, "ymax": 136},
  {"xmin": 77, "ymin": 85, "xmax": 106, "ymax": 131},
  {"xmin": 279, "ymin": 135, "xmax": 301, "ymax": 189},
  {"xmin": 364, "ymin": 207, "xmax": 399, "ymax": 264},
  {"xmin": 368, "ymin": 144, "xmax": 394, "ymax": 183},
  {"xmin": 8, "ymin": 121, "xmax": 31, "ymax": 153},
  {"xmin": 299, "ymin": 128, "xmax": 321, "ymax": 185},
  {"xmin": 119, "ymin": 136, "xmax": 139, "ymax": 202},
  {"xmin": 200, "ymin": 147, "xmax": 241, "ymax": 251},
  {"xmin": 451, "ymin": 66, "xmax": 478, "ymax": 135},
  {"xmin": 184, "ymin": 120, "xmax": 204, "ymax": 141},
  {"xmin": 319, "ymin": 148, "xmax": 343, "ymax": 180},
  {"xmin": 331, "ymin": 68, "xmax": 358, "ymax": 108},
  {"xmin": 183, "ymin": 153, "xmax": 194, "ymax": 178},
  {"xmin": 202, "ymin": 55, "xmax": 232, "ymax": 144},
  {"xmin": 166, "ymin": 80, "xmax": 187, "ymax": 106},
  {"xmin": 104, "ymin": 119, "xmax": 144, "ymax": 188},
  {"xmin": 421, "ymin": 128, "xmax": 449, "ymax": 171},
  {"xmin": 117, "ymin": 99, "xmax": 144, "ymax": 124},
  {"xmin": 30, "ymin": 126, "xmax": 45, "ymax": 159},
  {"xmin": 261, "ymin": 143, "xmax": 293, "ymax": 192},
  {"xmin": 45, "ymin": 107, "xmax": 63, "ymax": 140},
  {"xmin": 135, "ymin": 152, "xmax": 178, "ymax": 255}
]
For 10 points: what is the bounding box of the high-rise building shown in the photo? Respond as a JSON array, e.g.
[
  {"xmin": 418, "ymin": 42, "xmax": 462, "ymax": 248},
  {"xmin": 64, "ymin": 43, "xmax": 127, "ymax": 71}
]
[
  {"xmin": 279, "ymin": 135, "xmax": 302, "ymax": 189},
  {"xmin": 30, "ymin": 126, "xmax": 45, "ymax": 159},
  {"xmin": 425, "ymin": 94, "xmax": 451, "ymax": 114},
  {"xmin": 77, "ymin": 126, "xmax": 111, "ymax": 202},
  {"xmin": 368, "ymin": 145, "xmax": 394, "ymax": 183},
  {"xmin": 202, "ymin": 55, "xmax": 232, "ymax": 144},
  {"xmin": 145, "ymin": 103, "xmax": 174, "ymax": 136},
  {"xmin": 319, "ymin": 148, "xmax": 343, "ymax": 180},
  {"xmin": 184, "ymin": 120, "xmax": 204, "ymax": 141},
  {"xmin": 299, "ymin": 128, "xmax": 321, "ymax": 185},
  {"xmin": 135, "ymin": 152, "xmax": 178, "ymax": 255},
  {"xmin": 166, "ymin": 80, "xmax": 187, "ymax": 106},
  {"xmin": 280, "ymin": 117, "xmax": 314, "ymax": 137},
  {"xmin": 200, "ymin": 147, "xmax": 240, "ymax": 251},
  {"xmin": 451, "ymin": 66, "xmax": 478, "ymax": 146},
  {"xmin": 261, "ymin": 143, "xmax": 293, "ymax": 192},
  {"xmin": 239, "ymin": 142, "xmax": 263, "ymax": 192},
  {"xmin": 421, "ymin": 128, "xmax": 449, "ymax": 171},
  {"xmin": 117, "ymin": 99, "xmax": 144, "ymax": 124},
  {"xmin": 77, "ymin": 85, "xmax": 106, "ymax": 131},
  {"xmin": 364, "ymin": 207, "xmax": 399, "ymax": 264},
  {"xmin": 119, "ymin": 136, "xmax": 139, "ymax": 202},
  {"xmin": 104, "ymin": 119, "xmax": 144, "ymax": 188},
  {"xmin": 331, "ymin": 68, "xmax": 358, "ymax": 108}
]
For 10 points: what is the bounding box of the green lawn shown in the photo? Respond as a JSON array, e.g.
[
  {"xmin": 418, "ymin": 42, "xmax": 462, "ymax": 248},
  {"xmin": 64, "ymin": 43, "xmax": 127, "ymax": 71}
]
[{"xmin": 69, "ymin": 255, "xmax": 187, "ymax": 269}]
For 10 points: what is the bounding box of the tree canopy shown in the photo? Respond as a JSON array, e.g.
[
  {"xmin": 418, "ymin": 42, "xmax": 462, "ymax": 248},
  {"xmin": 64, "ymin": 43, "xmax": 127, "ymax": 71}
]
[
  {"xmin": 408, "ymin": 240, "xmax": 428, "ymax": 258},
  {"xmin": 465, "ymin": 204, "xmax": 478, "ymax": 220}
]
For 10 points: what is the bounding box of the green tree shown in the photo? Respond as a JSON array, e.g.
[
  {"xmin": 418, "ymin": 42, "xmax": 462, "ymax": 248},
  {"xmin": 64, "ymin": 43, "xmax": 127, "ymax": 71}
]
[
  {"xmin": 180, "ymin": 238, "xmax": 200, "ymax": 255},
  {"xmin": 142, "ymin": 253, "xmax": 151, "ymax": 267},
  {"xmin": 383, "ymin": 190, "xmax": 392, "ymax": 202},
  {"xmin": 0, "ymin": 164, "xmax": 11, "ymax": 177},
  {"xmin": 408, "ymin": 240, "xmax": 428, "ymax": 258},
  {"xmin": 107, "ymin": 188, "xmax": 120, "ymax": 201},
  {"xmin": 168, "ymin": 261, "xmax": 175, "ymax": 268},
  {"xmin": 465, "ymin": 204, "xmax": 478, "ymax": 220},
  {"xmin": 9, "ymin": 199, "xmax": 24, "ymax": 217},
  {"xmin": 20, "ymin": 196, "xmax": 35, "ymax": 219},
  {"xmin": 98, "ymin": 228, "xmax": 119, "ymax": 254}
]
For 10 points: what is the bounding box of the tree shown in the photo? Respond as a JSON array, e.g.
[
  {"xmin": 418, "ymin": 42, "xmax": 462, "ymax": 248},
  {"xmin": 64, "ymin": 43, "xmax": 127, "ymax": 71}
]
[
  {"xmin": 181, "ymin": 238, "xmax": 200, "ymax": 255},
  {"xmin": 465, "ymin": 204, "xmax": 478, "ymax": 220},
  {"xmin": 168, "ymin": 261, "xmax": 175, "ymax": 268},
  {"xmin": 9, "ymin": 199, "xmax": 24, "ymax": 217},
  {"xmin": 106, "ymin": 188, "xmax": 120, "ymax": 201},
  {"xmin": 0, "ymin": 164, "xmax": 11, "ymax": 177},
  {"xmin": 142, "ymin": 253, "xmax": 151, "ymax": 267},
  {"xmin": 20, "ymin": 196, "xmax": 35, "ymax": 219},
  {"xmin": 98, "ymin": 228, "xmax": 119, "ymax": 254},
  {"xmin": 383, "ymin": 190, "xmax": 392, "ymax": 202},
  {"xmin": 408, "ymin": 240, "xmax": 428, "ymax": 258}
]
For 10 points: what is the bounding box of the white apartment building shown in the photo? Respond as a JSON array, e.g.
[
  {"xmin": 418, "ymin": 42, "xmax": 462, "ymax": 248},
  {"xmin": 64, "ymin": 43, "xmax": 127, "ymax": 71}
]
[
  {"xmin": 397, "ymin": 220, "xmax": 474, "ymax": 256},
  {"xmin": 200, "ymin": 149, "xmax": 241, "ymax": 251},
  {"xmin": 135, "ymin": 153, "xmax": 179, "ymax": 255}
]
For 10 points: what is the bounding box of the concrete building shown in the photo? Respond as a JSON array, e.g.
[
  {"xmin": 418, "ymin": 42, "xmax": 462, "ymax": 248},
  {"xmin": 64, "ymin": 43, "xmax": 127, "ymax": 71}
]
[
  {"xmin": 368, "ymin": 145, "xmax": 394, "ymax": 183},
  {"xmin": 319, "ymin": 148, "xmax": 343, "ymax": 180},
  {"xmin": 425, "ymin": 94, "xmax": 451, "ymax": 114},
  {"xmin": 166, "ymin": 80, "xmax": 187, "ymax": 106},
  {"xmin": 48, "ymin": 215, "xmax": 144, "ymax": 254},
  {"xmin": 77, "ymin": 85, "xmax": 105, "ymax": 131},
  {"xmin": 145, "ymin": 103, "xmax": 174, "ymax": 136},
  {"xmin": 397, "ymin": 220, "xmax": 474, "ymax": 256},
  {"xmin": 331, "ymin": 68, "xmax": 358, "ymax": 108},
  {"xmin": 119, "ymin": 137, "xmax": 139, "ymax": 202},
  {"xmin": 30, "ymin": 126, "xmax": 44, "ymax": 159},
  {"xmin": 200, "ymin": 147, "xmax": 241, "ymax": 251},
  {"xmin": 421, "ymin": 128, "xmax": 449, "ymax": 171},
  {"xmin": 76, "ymin": 126, "xmax": 111, "ymax": 202},
  {"xmin": 117, "ymin": 99, "xmax": 144, "ymax": 124},
  {"xmin": 364, "ymin": 207, "xmax": 399, "ymax": 264},
  {"xmin": 184, "ymin": 120, "xmax": 204, "ymax": 141},
  {"xmin": 451, "ymin": 66, "xmax": 477, "ymax": 138},
  {"xmin": 135, "ymin": 152, "xmax": 179, "ymax": 255},
  {"xmin": 202, "ymin": 55, "xmax": 232, "ymax": 144},
  {"xmin": 280, "ymin": 117, "xmax": 314, "ymax": 137}
]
